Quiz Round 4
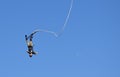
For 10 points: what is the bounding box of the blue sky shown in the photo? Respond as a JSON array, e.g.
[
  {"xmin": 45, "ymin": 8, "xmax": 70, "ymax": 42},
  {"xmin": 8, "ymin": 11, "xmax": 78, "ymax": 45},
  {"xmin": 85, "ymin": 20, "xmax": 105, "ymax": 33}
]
[{"xmin": 0, "ymin": 0, "xmax": 120, "ymax": 77}]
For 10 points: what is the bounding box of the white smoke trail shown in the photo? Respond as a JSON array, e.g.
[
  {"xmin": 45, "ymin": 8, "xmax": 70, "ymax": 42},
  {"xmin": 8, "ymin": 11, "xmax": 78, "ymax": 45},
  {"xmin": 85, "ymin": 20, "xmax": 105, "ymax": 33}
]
[{"xmin": 34, "ymin": 0, "xmax": 74, "ymax": 37}]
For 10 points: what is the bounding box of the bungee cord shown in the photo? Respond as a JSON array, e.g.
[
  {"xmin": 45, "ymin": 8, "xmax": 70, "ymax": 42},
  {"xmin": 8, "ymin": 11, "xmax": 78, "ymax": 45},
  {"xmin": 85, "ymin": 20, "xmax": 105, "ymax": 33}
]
[
  {"xmin": 59, "ymin": 0, "xmax": 74, "ymax": 36},
  {"xmin": 33, "ymin": 0, "xmax": 74, "ymax": 37},
  {"xmin": 25, "ymin": 0, "xmax": 74, "ymax": 57}
]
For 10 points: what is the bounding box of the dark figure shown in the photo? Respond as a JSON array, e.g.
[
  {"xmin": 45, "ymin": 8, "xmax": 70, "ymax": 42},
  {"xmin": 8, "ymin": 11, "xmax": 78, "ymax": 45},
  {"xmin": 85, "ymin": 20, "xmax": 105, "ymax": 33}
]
[{"xmin": 25, "ymin": 31, "xmax": 38, "ymax": 57}]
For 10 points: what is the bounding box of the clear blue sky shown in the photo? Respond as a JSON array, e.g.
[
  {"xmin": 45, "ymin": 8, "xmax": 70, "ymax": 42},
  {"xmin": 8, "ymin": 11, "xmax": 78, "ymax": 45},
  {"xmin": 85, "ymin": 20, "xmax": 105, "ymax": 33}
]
[{"xmin": 0, "ymin": 0, "xmax": 120, "ymax": 77}]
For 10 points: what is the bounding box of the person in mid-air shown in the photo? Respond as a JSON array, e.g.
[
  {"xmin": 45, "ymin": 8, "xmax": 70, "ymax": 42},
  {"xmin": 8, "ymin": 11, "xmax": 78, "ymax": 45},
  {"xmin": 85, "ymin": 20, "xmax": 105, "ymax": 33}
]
[{"xmin": 25, "ymin": 31, "xmax": 38, "ymax": 57}]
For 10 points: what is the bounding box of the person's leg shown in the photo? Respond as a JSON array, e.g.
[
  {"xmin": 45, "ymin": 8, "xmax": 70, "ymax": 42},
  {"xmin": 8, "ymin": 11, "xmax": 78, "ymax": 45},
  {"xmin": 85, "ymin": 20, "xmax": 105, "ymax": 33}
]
[
  {"xmin": 30, "ymin": 35, "xmax": 33, "ymax": 41},
  {"xmin": 25, "ymin": 35, "xmax": 28, "ymax": 41}
]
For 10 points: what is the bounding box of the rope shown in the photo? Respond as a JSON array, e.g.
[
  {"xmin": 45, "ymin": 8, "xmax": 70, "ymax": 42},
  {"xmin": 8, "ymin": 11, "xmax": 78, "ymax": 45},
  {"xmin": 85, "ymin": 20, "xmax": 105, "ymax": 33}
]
[{"xmin": 34, "ymin": 0, "xmax": 74, "ymax": 37}]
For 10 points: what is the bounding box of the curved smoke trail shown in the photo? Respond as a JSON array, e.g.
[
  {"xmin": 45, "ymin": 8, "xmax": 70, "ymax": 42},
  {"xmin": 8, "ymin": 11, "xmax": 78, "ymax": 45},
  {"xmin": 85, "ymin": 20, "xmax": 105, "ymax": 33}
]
[{"xmin": 33, "ymin": 0, "xmax": 74, "ymax": 37}]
